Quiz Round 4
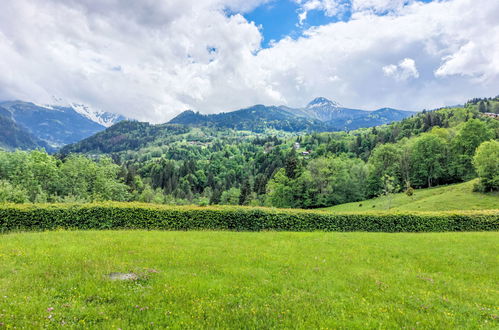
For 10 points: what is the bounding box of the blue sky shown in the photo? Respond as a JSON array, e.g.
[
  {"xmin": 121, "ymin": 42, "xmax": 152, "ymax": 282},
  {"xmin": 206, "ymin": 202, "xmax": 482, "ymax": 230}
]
[
  {"xmin": 244, "ymin": 0, "xmax": 434, "ymax": 48},
  {"xmin": 245, "ymin": 1, "xmax": 346, "ymax": 48}
]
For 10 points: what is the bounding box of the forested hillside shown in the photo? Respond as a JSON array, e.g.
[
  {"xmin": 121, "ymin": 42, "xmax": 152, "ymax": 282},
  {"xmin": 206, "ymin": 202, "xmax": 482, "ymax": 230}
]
[
  {"xmin": 1, "ymin": 100, "xmax": 497, "ymax": 208},
  {"xmin": 466, "ymin": 95, "xmax": 499, "ymax": 113}
]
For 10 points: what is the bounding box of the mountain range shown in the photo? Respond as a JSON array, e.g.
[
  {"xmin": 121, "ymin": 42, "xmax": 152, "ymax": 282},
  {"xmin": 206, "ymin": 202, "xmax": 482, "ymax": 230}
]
[
  {"xmin": 0, "ymin": 106, "xmax": 51, "ymax": 151},
  {"xmin": 1, "ymin": 97, "xmax": 417, "ymax": 152},
  {"xmin": 0, "ymin": 101, "xmax": 126, "ymax": 151},
  {"xmin": 169, "ymin": 97, "xmax": 417, "ymax": 132}
]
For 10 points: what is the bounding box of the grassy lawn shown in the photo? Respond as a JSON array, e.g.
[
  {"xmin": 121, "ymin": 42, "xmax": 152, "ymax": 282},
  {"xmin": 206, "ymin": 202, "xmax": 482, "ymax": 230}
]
[
  {"xmin": 325, "ymin": 180, "xmax": 499, "ymax": 212},
  {"xmin": 0, "ymin": 231, "xmax": 498, "ymax": 328}
]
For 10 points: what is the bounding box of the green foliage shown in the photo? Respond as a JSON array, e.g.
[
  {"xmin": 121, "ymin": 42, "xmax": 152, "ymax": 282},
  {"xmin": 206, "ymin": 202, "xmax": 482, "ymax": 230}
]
[
  {"xmin": 265, "ymin": 168, "xmax": 294, "ymax": 208},
  {"xmin": 239, "ymin": 178, "xmax": 252, "ymax": 205},
  {"xmin": 284, "ymin": 148, "xmax": 299, "ymax": 179},
  {"xmin": 0, "ymin": 203, "xmax": 497, "ymax": 233},
  {"xmin": 451, "ymin": 119, "xmax": 493, "ymax": 180},
  {"xmin": 411, "ymin": 134, "xmax": 446, "ymax": 187},
  {"xmin": 0, "ymin": 180, "xmax": 29, "ymax": 203},
  {"xmin": 60, "ymin": 121, "xmax": 191, "ymax": 154},
  {"xmin": 1, "ymin": 104, "xmax": 498, "ymax": 209},
  {"xmin": 220, "ymin": 188, "xmax": 241, "ymax": 205},
  {"xmin": 367, "ymin": 144, "xmax": 401, "ymax": 196},
  {"xmin": 381, "ymin": 175, "xmax": 399, "ymax": 210},
  {"xmin": 0, "ymin": 150, "xmax": 129, "ymax": 203},
  {"xmin": 466, "ymin": 96, "xmax": 499, "ymax": 113},
  {"xmin": 473, "ymin": 140, "xmax": 499, "ymax": 192},
  {"xmin": 297, "ymin": 156, "xmax": 368, "ymax": 207}
]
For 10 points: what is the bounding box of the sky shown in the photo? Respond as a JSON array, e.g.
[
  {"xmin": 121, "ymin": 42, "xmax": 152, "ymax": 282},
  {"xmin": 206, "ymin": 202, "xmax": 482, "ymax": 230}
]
[{"xmin": 0, "ymin": 0, "xmax": 498, "ymax": 122}]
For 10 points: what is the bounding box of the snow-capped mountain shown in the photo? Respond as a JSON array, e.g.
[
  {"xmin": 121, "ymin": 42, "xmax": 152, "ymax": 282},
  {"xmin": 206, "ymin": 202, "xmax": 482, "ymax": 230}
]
[
  {"xmin": 306, "ymin": 97, "xmax": 341, "ymax": 109},
  {"xmin": 38, "ymin": 96, "xmax": 127, "ymax": 127},
  {"xmin": 0, "ymin": 100, "xmax": 128, "ymax": 149},
  {"xmin": 300, "ymin": 97, "xmax": 367, "ymax": 122},
  {"xmin": 71, "ymin": 103, "xmax": 127, "ymax": 127}
]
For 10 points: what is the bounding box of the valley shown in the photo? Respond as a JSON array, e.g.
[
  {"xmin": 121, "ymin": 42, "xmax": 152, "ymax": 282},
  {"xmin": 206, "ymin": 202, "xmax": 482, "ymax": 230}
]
[
  {"xmin": 1, "ymin": 1, "xmax": 498, "ymax": 328},
  {"xmin": 0, "ymin": 96, "xmax": 498, "ymax": 210}
]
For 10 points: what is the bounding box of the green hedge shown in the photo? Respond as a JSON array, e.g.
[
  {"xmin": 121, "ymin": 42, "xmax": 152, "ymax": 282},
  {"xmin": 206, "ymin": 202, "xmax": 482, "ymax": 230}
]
[{"xmin": 0, "ymin": 203, "xmax": 498, "ymax": 233}]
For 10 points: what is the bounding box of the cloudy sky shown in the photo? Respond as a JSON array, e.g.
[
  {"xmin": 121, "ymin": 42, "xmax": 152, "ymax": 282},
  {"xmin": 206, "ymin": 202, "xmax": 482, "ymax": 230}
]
[{"xmin": 0, "ymin": 0, "xmax": 498, "ymax": 122}]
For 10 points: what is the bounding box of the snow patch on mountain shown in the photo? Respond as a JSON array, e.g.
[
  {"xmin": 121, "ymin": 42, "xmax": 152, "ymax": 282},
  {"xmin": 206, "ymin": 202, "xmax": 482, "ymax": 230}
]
[
  {"xmin": 71, "ymin": 103, "xmax": 125, "ymax": 127},
  {"xmin": 33, "ymin": 103, "xmax": 57, "ymax": 111},
  {"xmin": 306, "ymin": 97, "xmax": 341, "ymax": 109}
]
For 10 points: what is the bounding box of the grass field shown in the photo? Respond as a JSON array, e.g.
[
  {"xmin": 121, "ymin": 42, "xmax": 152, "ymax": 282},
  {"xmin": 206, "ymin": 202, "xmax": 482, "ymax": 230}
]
[
  {"xmin": 0, "ymin": 231, "xmax": 498, "ymax": 328},
  {"xmin": 325, "ymin": 180, "xmax": 499, "ymax": 212}
]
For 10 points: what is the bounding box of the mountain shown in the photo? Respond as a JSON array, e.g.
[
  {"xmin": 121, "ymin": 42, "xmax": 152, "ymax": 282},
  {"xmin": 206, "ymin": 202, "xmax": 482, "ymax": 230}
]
[
  {"xmin": 169, "ymin": 97, "xmax": 417, "ymax": 132},
  {"xmin": 71, "ymin": 103, "xmax": 127, "ymax": 127},
  {"xmin": 59, "ymin": 121, "xmax": 190, "ymax": 155},
  {"xmin": 0, "ymin": 101, "xmax": 127, "ymax": 149},
  {"xmin": 62, "ymin": 99, "xmax": 421, "ymax": 156},
  {"xmin": 286, "ymin": 97, "xmax": 367, "ymax": 122},
  {"xmin": 0, "ymin": 107, "xmax": 52, "ymax": 151},
  {"xmin": 170, "ymin": 105, "xmax": 328, "ymax": 132}
]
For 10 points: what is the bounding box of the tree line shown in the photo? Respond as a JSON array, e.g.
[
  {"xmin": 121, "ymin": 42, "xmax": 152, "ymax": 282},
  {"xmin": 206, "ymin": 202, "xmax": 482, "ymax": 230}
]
[{"xmin": 0, "ymin": 105, "xmax": 498, "ymax": 206}]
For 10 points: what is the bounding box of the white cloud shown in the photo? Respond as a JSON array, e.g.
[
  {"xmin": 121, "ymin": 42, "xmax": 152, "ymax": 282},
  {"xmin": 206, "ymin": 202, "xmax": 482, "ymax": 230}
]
[
  {"xmin": 295, "ymin": 0, "xmax": 415, "ymax": 24},
  {"xmin": 296, "ymin": 0, "xmax": 349, "ymax": 24},
  {"xmin": 435, "ymin": 38, "xmax": 499, "ymax": 82},
  {"xmin": 352, "ymin": 0, "xmax": 413, "ymax": 13},
  {"xmin": 0, "ymin": 0, "xmax": 498, "ymax": 122},
  {"xmin": 383, "ymin": 58, "xmax": 419, "ymax": 81},
  {"xmin": 0, "ymin": 0, "xmax": 270, "ymax": 122}
]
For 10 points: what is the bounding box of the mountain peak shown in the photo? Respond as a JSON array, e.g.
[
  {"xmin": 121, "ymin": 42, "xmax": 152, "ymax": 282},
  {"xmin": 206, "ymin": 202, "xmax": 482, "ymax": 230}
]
[
  {"xmin": 70, "ymin": 103, "xmax": 126, "ymax": 127},
  {"xmin": 306, "ymin": 97, "xmax": 340, "ymax": 109},
  {"xmin": 179, "ymin": 109, "xmax": 196, "ymax": 115}
]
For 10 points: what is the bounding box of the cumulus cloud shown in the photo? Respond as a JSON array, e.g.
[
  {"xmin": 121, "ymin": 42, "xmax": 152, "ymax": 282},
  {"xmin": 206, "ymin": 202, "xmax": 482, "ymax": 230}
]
[
  {"xmin": 383, "ymin": 58, "xmax": 419, "ymax": 81},
  {"xmin": 435, "ymin": 39, "xmax": 499, "ymax": 82},
  {"xmin": 296, "ymin": 0, "xmax": 349, "ymax": 24},
  {"xmin": 0, "ymin": 0, "xmax": 272, "ymax": 121},
  {"xmin": 0, "ymin": 0, "xmax": 498, "ymax": 122},
  {"xmin": 296, "ymin": 0, "xmax": 415, "ymax": 24}
]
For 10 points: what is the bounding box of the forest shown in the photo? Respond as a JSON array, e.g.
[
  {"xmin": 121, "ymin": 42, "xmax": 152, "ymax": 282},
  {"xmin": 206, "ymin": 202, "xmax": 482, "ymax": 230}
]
[{"xmin": 1, "ymin": 101, "xmax": 498, "ymax": 208}]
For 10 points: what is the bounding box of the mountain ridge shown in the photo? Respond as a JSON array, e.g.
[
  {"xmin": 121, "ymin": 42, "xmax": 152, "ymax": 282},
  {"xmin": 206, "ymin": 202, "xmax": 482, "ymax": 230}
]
[
  {"xmin": 0, "ymin": 101, "xmax": 127, "ymax": 149},
  {"xmin": 0, "ymin": 107, "xmax": 52, "ymax": 151},
  {"xmin": 169, "ymin": 97, "xmax": 417, "ymax": 132}
]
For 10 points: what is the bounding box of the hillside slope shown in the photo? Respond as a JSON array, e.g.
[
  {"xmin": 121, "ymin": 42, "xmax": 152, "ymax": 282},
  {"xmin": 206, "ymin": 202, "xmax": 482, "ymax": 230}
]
[
  {"xmin": 324, "ymin": 180, "xmax": 499, "ymax": 212},
  {"xmin": 59, "ymin": 121, "xmax": 191, "ymax": 154},
  {"xmin": 169, "ymin": 105, "xmax": 327, "ymax": 132},
  {"xmin": 0, "ymin": 108, "xmax": 51, "ymax": 151}
]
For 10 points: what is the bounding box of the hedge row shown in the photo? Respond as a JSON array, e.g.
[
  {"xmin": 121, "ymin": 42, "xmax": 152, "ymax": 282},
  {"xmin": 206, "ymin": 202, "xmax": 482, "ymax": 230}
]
[{"xmin": 0, "ymin": 203, "xmax": 498, "ymax": 233}]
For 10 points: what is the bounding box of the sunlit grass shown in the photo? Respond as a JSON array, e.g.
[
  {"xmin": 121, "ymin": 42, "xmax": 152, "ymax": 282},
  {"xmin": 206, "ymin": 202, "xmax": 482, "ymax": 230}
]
[
  {"xmin": 325, "ymin": 180, "xmax": 499, "ymax": 212},
  {"xmin": 0, "ymin": 230, "xmax": 498, "ymax": 328}
]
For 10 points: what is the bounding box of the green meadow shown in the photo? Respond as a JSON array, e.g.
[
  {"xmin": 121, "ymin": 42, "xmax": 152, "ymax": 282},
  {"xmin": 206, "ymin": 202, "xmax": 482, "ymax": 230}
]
[
  {"xmin": 325, "ymin": 180, "xmax": 499, "ymax": 212},
  {"xmin": 0, "ymin": 230, "xmax": 498, "ymax": 328}
]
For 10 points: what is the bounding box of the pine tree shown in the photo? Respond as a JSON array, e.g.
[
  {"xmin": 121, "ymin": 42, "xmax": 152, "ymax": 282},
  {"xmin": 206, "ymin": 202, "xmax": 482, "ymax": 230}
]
[
  {"xmin": 284, "ymin": 149, "xmax": 298, "ymax": 179},
  {"xmin": 239, "ymin": 178, "xmax": 251, "ymax": 205}
]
